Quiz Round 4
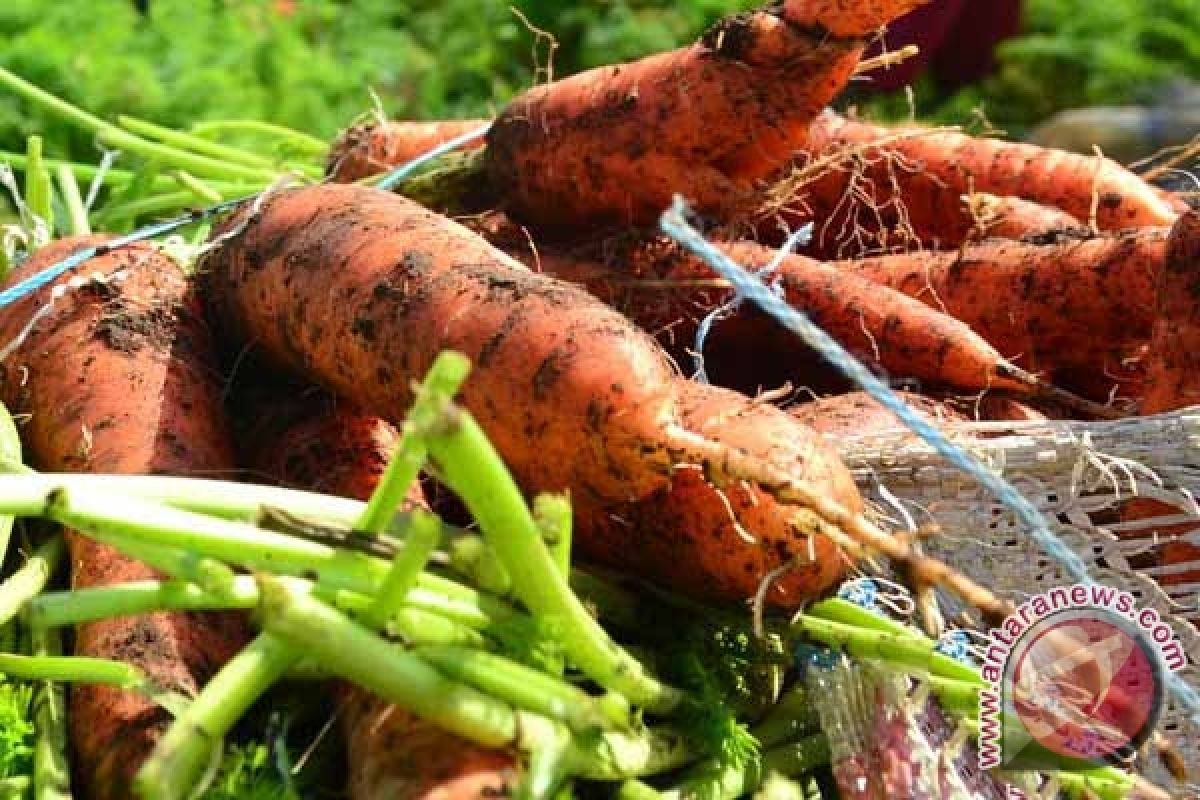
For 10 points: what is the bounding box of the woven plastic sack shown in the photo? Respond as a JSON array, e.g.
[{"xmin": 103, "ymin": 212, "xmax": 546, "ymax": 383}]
[{"xmin": 833, "ymin": 409, "xmax": 1200, "ymax": 789}]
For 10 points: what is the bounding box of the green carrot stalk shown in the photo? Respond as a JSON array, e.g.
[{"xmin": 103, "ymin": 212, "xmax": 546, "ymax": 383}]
[
  {"xmin": 82, "ymin": 529, "xmax": 237, "ymax": 597},
  {"xmin": 356, "ymin": 351, "xmax": 469, "ymax": 535},
  {"xmin": 0, "ymin": 652, "xmax": 146, "ymax": 689},
  {"xmin": 416, "ymin": 645, "xmax": 619, "ymax": 732},
  {"xmin": 657, "ymin": 734, "xmax": 831, "ymax": 800},
  {"xmin": 29, "ymin": 577, "xmax": 506, "ymax": 644},
  {"xmin": 134, "ymin": 633, "xmax": 297, "ymax": 800},
  {"xmin": 0, "ymin": 67, "xmax": 280, "ymax": 183},
  {"xmin": 119, "ymin": 116, "xmax": 322, "ymax": 179},
  {"xmin": 417, "ymin": 354, "xmax": 684, "ymax": 713},
  {"xmin": 361, "ymin": 510, "xmax": 441, "ymax": 629},
  {"xmin": 749, "ymin": 686, "xmax": 820, "ymax": 750},
  {"xmin": 793, "ymin": 612, "xmax": 984, "ymax": 686},
  {"xmin": 170, "ymin": 171, "xmax": 223, "ymax": 205},
  {"xmin": 23, "ymin": 136, "xmax": 55, "ymax": 234},
  {"xmin": 119, "ymin": 116, "xmax": 277, "ymax": 170},
  {"xmin": 448, "ymin": 535, "xmax": 513, "ymax": 596},
  {"xmin": 0, "ymin": 151, "xmax": 153, "ymax": 189},
  {"xmin": 923, "ymin": 674, "xmax": 982, "ymax": 717},
  {"xmin": 804, "ymin": 598, "xmax": 983, "ymax": 684},
  {"xmin": 534, "ymin": 494, "xmax": 572, "ymax": 578},
  {"xmin": 259, "ymin": 574, "xmax": 519, "ymax": 747},
  {"xmin": 0, "ymin": 535, "xmax": 64, "ymax": 627},
  {"xmin": 54, "ymin": 164, "xmax": 90, "ymax": 236},
  {"xmin": 29, "ymin": 626, "xmax": 69, "ymax": 800},
  {"xmin": 187, "ymin": 119, "xmax": 328, "ymax": 156}
]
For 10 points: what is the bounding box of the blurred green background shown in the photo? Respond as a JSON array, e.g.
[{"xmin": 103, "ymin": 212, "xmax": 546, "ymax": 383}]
[{"xmin": 1, "ymin": 0, "xmax": 1197, "ymax": 162}]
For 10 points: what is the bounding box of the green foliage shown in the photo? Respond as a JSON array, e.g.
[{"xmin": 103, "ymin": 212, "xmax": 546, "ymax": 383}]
[
  {"xmin": 3, "ymin": 0, "xmax": 1194, "ymax": 163},
  {"xmin": 861, "ymin": 0, "xmax": 1200, "ymax": 132},
  {"xmin": 200, "ymin": 741, "xmax": 295, "ymax": 800},
  {"xmin": 0, "ymin": 0, "xmax": 752, "ymax": 163},
  {"xmin": 0, "ymin": 680, "xmax": 34, "ymax": 783}
]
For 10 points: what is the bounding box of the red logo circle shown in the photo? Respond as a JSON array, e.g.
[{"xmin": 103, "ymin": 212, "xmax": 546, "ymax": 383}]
[{"xmin": 1009, "ymin": 610, "xmax": 1161, "ymax": 762}]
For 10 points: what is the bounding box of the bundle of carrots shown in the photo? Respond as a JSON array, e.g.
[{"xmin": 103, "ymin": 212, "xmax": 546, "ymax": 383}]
[{"xmin": 0, "ymin": 0, "xmax": 1196, "ymax": 796}]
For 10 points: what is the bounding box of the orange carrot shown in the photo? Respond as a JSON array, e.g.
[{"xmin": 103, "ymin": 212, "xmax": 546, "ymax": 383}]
[
  {"xmin": 326, "ymin": 119, "xmax": 488, "ymax": 183},
  {"xmin": 484, "ymin": 0, "xmax": 928, "ymax": 231},
  {"xmin": 760, "ymin": 111, "xmax": 1178, "ymax": 254},
  {"xmin": 203, "ymin": 183, "xmax": 861, "ymax": 606},
  {"xmin": 0, "ymin": 237, "xmax": 247, "ymax": 800},
  {"xmin": 1139, "ymin": 210, "xmax": 1200, "ymax": 414},
  {"xmin": 504, "ymin": 233, "xmax": 1119, "ymax": 415},
  {"xmin": 788, "ymin": 390, "xmax": 964, "ymax": 437},
  {"xmin": 240, "ymin": 394, "xmax": 516, "ymax": 800},
  {"xmin": 835, "ymin": 227, "xmax": 1167, "ymax": 401}
]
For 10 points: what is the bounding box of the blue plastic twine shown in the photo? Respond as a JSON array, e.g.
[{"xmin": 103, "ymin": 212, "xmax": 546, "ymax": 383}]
[
  {"xmin": 374, "ymin": 124, "xmax": 493, "ymax": 192},
  {"xmin": 1, "ymin": 121, "xmax": 492, "ymax": 310},
  {"xmin": 0, "ymin": 195, "xmax": 250, "ymax": 309},
  {"xmin": 659, "ymin": 196, "xmax": 1200, "ymax": 722},
  {"xmin": 692, "ymin": 223, "xmax": 812, "ymax": 383}
]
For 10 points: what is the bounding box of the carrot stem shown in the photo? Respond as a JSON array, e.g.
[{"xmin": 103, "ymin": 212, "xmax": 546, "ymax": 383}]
[
  {"xmin": 134, "ymin": 632, "xmax": 297, "ymax": 800},
  {"xmin": 534, "ymin": 494, "xmax": 572, "ymax": 578},
  {"xmin": 54, "ymin": 165, "xmax": 90, "ymax": 236},
  {"xmin": 361, "ymin": 510, "xmax": 440, "ymax": 629},
  {"xmin": 258, "ymin": 574, "xmax": 520, "ymax": 747},
  {"xmin": 0, "ymin": 66, "xmax": 280, "ymax": 183},
  {"xmin": 416, "ymin": 644, "xmax": 619, "ymax": 732},
  {"xmin": 418, "ymin": 384, "xmax": 685, "ymax": 713},
  {"xmin": 0, "ymin": 409, "xmax": 26, "ymax": 570},
  {"xmin": 23, "ymin": 136, "xmax": 54, "ymax": 235},
  {"xmin": 118, "ymin": 115, "xmax": 276, "ymax": 170},
  {"xmin": 0, "ymin": 653, "xmax": 146, "ymax": 689},
  {"xmin": 170, "ymin": 171, "xmax": 223, "ymax": 205},
  {"xmin": 29, "ymin": 625, "xmax": 70, "ymax": 800},
  {"xmin": 187, "ymin": 119, "xmax": 328, "ymax": 156},
  {"xmin": 356, "ymin": 350, "xmax": 468, "ymax": 535},
  {"xmin": 0, "ymin": 535, "xmax": 63, "ymax": 627},
  {"xmin": 805, "ymin": 597, "xmax": 982, "ymax": 684}
]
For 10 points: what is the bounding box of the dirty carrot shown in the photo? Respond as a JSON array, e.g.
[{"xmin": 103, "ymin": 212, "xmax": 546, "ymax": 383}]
[
  {"xmin": 202, "ymin": 183, "xmax": 861, "ymax": 609},
  {"xmin": 762, "ymin": 111, "xmax": 1179, "ymax": 254},
  {"xmin": 0, "ymin": 236, "xmax": 248, "ymax": 799},
  {"xmin": 326, "ymin": 118, "xmax": 489, "ymax": 183},
  {"xmin": 484, "ymin": 0, "xmax": 930, "ymax": 230}
]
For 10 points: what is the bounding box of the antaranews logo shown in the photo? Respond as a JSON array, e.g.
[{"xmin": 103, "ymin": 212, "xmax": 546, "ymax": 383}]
[{"xmin": 977, "ymin": 583, "xmax": 1186, "ymax": 778}]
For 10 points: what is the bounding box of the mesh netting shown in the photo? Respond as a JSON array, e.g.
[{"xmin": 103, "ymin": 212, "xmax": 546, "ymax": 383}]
[{"xmin": 835, "ymin": 409, "xmax": 1200, "ymax": 786}]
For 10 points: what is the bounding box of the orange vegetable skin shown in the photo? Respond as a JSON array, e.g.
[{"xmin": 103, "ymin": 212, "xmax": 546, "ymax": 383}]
[
  {"xmin": 837, "ymin": 228, "xmax": 1167, "ymax": 399},
  {"xmin": 243, "ymin": 399, "xmax": 515, "ymax": 800},
  {"xmin": 326, "ymin": 119, "xmax": 488, "ymax": 183},
  {"xmin": 0, "ymin": 237, "xmax": 246, "ymax": 800},
  {"xmin": 518, "ymin": 236, "xmax": 1076, "ymax": 399},
  {"xmin": 485, "ymin": 1, "xmax": 929, "ymax": 230},
  {"xmin": 204, "ymin": 183, "xmax": 857, "ymax": 605},
  {"xmin": 575, "ymin": 381, "xmax": 853, "ymax": 605},
  {"xmin": 1140, "ymin": 210, "xmax": 1200, "ymax": 413}
]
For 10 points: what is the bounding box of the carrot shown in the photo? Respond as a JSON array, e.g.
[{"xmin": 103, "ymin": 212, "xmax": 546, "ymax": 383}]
[
  {"xmin": 788, "ymin": 390, "xmax": 964, "ymax": 437},
  {"xmin": 760, "ymin": 111, "xmax": 1178, "ymax": 253},
  {"xmin": 202, "ymin": 183, "xmax": 862, "ymax": 606},
  {"xmin": 836, "ymin": 227, "xmax": 1168, "ymax": 402},
  {"xmin": 576, "ymin": 381, "xmax": 853, "ymax": 606},
  {"xmin": 484, "ymin": 0, "xmax": 929, "ymax": 231},
  {"xmin": 240, "ymin": 392, "xmax": 516, "ymax": 800},
  {"xmin": 1138, "ymin": 210, "xmax": 1200, "ymax": 414},
  {"xmin": 505, "ymin": 232, "xmax": 1120, "ymax": 415},
  {"xmin": 326, "ymin": 119, "xmax": 488, "ymax": 183},
  {"xmin": 0, "ymin": 236, "xmax": 247, "ymax": 800}
]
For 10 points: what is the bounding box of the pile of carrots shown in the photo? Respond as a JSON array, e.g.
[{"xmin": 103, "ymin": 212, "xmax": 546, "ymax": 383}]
[{"xmin": 0, "ymin": 0, "xmax": 1196, "ymax": 797}]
